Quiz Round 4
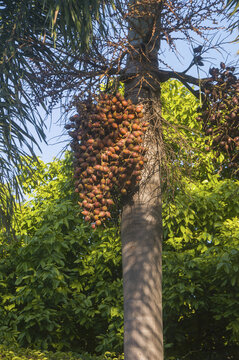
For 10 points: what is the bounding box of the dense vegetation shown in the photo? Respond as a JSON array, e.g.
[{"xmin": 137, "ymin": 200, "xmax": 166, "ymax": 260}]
[
  {"xmin": 0, "ymin": 81, "xmax": 238, "ymax": 359},
  {"xmin": 0, "ymin": 345, "xmax": 123, "ymax": 360},
  {"xmin": 0, "ymin": 154, "xmax": 123, "ymax": 355}
]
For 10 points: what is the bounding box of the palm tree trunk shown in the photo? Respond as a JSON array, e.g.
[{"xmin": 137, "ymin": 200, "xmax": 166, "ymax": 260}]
[
  {"xmin": 121, "ymin": 148, "xmax": 163, "ymax": 360},
  {"xmin": 120, "ymin": 1, "xmax": 163, "ymax": 358}
]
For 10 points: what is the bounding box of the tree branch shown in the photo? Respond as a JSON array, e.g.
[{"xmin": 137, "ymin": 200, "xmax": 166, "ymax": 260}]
[{"xmin": 120, "ymin": 66, "xmax": 212, "ymax": 99}]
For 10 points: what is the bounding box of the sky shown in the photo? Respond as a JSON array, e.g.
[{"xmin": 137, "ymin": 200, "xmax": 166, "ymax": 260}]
[{"xmin": 34, "ymin": 25, "xmax": 239, "ymax": 164}]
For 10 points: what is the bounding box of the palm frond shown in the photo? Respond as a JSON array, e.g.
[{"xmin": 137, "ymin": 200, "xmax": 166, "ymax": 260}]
[{"xmin": 0, "ymin": 0, "xmax": 112, "ymax": 231}]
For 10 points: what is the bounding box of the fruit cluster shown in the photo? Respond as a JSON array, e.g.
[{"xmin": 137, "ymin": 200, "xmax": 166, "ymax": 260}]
[
  {"xmin": 198, "ymin": 64, "xmax": 239, "ymax": 171},
  {"xmin": 66, "ymin": 93, "xmax": 148, "ymax": 227}
]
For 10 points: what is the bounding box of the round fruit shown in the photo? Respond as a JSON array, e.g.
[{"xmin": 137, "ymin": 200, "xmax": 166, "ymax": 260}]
[{"xmin": 67, "ymin": 92, "xmax": 148, "ymax": 226}]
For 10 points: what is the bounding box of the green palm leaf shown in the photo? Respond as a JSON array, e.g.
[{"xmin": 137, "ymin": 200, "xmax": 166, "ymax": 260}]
[{"xmin": 0, "ymin": 0, "xmax": 112, "ymax": 231}]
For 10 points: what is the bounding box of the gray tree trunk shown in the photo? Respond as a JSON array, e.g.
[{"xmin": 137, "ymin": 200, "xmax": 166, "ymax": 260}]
[
  {"xmin": 121, "ymin": 149, "xmax": 163, "ymax": 360},
  {"xmin": 121, "ymin": 1, "xmax": 164, "ymax": 359}
]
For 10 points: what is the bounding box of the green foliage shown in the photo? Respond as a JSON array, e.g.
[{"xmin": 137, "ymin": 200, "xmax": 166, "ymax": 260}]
[
  {"xmin": 224, "ymin": 1, "xmax": 239, "ymax": 51},
  {"xmin": 42, "ymin": 0, "xmax": 114, "ymax": 51},
  {"xmin": 161, "ymin": 80, "xmax": 218, "ymax": 181},
  {"xmin": 0, "ymin": 81, "xmax": 238, "ymax": 359},
  {"xmin": 159, "ymin": 81, "xmax": 239, "ymax": 359},
  {"xmin": 0, "ymin": 0, "xmax": 47, "ymax": 225},
  {"xmin": 163, "ymin": 176, "xmax": 239, "ymax": 359},
  {"xmin": 226, "ymin": 0, "xmax": 239, "ymax": 33},
  {"xmin": 0, "ymin": 0, "xmax": 113, "ymax": 228},
  {"xmin": 227, "ymin": 0, "xmax": 239, "ymax": 12},
  {"xmin": 0, "ymin": 154, "xmax": 123, "ymax": 354},
  {"xmin": 0, "ymin": 344, "xmax": 124, "ymax": 360}
]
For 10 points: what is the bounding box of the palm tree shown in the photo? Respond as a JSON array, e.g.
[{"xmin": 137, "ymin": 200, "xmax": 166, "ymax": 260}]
[
  {"xmin": 2, "ymin": 0, "xmax": 235, "ymax": 358},
  {"xmin": 112, "ymin": 2, "xmax": 230, "ymax": 358},
  {"xmin": 52, "ymin": 1, "xmax": 230, "ymax": 358}
]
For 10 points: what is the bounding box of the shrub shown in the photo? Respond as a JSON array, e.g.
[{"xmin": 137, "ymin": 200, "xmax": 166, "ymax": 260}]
[
  {"xmin": 0, "ymin": 344, "xmax": 124, "ymax": 360},
  {"xmin": 0, "ymin": 156, "xmax": 123, "ymax": 354}
]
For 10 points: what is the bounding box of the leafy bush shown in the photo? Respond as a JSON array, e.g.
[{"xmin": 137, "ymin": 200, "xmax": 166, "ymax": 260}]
[
  {"xmin": 0, "ymin": 344, "xmax": 124, "ymax": 360},
  {"xmin": 0, "ymin": 155, "xmax": 123, "ymax": 354},
  {"xmin": 161, "ymin": 80, "xmax": 239, "ymax": 358},
  {"xmin": 163, "ymin": 177, "xmax": 239, "ymax": 359}
]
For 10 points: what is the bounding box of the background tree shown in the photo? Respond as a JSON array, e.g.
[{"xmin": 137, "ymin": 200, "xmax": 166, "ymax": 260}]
[{"xmin": 161, "ymin": 80, "xmax": 239, "ymax": 359}]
